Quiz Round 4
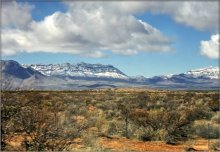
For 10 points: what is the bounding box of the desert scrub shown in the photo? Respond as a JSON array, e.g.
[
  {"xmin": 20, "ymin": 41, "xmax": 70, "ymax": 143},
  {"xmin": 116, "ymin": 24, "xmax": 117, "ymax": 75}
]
[
  {"xmin": 184, "ymin": 140, "xmax": 196, "ymax": 152},
  {"xmin": 135, "ymin": 127, "xmax": 154, "ymax": 141},
  {"xmin": 211, "ymin": 112, "xmax": 220, "ymax": 124},
  {"xmin": 107, "ymin": 121, "xmax": 118, "ymax": 135},
  {"xmin": 81, "ymin": 133, "xmax": 98, "ymax": 147},
  {"xmin": 95, "ymin": 112, "xmax": 109, "ymax": 133},
  {"xmin": 192, "ymin": 120, "xmax": 220, "ymax": 139},
  {"xmin": 210, "ymin": 140, "xmax": 220, "ymax": 151}
]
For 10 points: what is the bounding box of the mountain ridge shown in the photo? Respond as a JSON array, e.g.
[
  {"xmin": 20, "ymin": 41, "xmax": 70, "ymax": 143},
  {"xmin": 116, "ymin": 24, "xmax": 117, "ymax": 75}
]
[
  {"xmin": 22, "ymin": 62, "xmax": 219, "ymax": 80},
  {"xmin": 22, "ymin": 62, "xmax": 128, "ymax": 79},
  {"xmin": 1, "ymin": 60, "xmax": 219, "ymax": 90}
]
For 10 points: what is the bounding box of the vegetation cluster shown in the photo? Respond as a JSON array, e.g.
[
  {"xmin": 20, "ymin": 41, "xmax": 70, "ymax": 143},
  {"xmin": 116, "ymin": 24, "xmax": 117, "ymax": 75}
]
[{"xmin": 1, "ymin": 89, "xmax": 219, "ymax": 151}]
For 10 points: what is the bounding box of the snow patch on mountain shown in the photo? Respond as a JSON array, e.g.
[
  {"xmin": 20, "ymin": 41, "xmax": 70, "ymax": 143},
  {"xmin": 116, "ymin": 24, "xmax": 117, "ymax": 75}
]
[
  {"xmin": 22, "ymin": 63, "xmax": 219, "ymax": 81},
  {"xmin": 185, "ymin": 66, "xmax": 219, "ymax": 79},
  {"xmin": 22, "ymin": 62, "xmax": 128, "ymax": 79}
]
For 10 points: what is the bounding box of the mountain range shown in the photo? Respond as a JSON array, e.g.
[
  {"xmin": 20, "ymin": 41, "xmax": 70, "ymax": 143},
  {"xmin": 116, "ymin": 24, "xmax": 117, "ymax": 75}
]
[{"xmin": 0, "ymin": 60, "xmax": 219, "ymax": 90}]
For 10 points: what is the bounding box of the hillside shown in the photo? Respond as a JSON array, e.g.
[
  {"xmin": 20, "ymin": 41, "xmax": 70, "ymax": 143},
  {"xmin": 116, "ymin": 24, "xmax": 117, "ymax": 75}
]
[{"xmin": 1, "ymin": 60, "xmax": 219, "ymax": 90}]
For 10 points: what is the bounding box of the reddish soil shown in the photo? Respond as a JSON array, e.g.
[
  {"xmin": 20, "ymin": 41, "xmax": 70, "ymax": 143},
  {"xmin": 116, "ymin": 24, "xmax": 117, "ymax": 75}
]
[
  {"xmin": 6, "ymin": 135, "xmax": 210, "ymax": 151},
  {"xmin": 100, "ymin": 137, "xmax": 209, "ymax": 151}
]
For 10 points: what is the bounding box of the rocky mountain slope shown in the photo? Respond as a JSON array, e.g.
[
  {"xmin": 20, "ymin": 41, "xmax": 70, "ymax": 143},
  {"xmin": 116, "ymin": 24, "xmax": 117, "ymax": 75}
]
[
  {"xmin": 1, "ymin": 60, "xmax": 219, "ymax": 90},
  {"xmin": 22, "ymin": 62, "xmax": 128, "ymax": 79},
  {"xmin": 185, "ymin": 66, "xmax": 219, "ymax": 79},
  {"xmin": 0, "ymin": 60, "xmax": 47, "ymax": 89}
]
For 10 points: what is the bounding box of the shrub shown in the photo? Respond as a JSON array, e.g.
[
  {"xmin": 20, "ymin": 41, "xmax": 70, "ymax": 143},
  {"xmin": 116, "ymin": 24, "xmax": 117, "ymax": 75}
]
[
  {"xmin": 130, "ymin": 108, "xmax": 191, "ymax": 143},
  {"xmin": 207, "ymin": 93, "xmax": 219, "ymax": 112},
  {"xmin": 184, "ymin": 140, "xmax": 196, "ymax": 152},
  {"xmin": 211, "ymin": 112, "xmax": 220, "ymax": 124},
  {"xmin": 192, "ymin": 121, "xmax": 220, "ymax": 139},
  {"xmin": 95, "ymin": 113, "xmax": 108, "ymax": 133},
  {"xmin": 184, "ymin": 105, "xmax": 212, "ymax": 121},
  {"xmin": 107, "ymin": 121, "xmax": 118, "ymax": 135},
  {"xmin": 81, "ymin": 133, "xmax": 97, "ymax": 147},
  {"xmin": 210, "ymin": 140, "xmax": 220, "ymax": 151},
  {"xmin": 136, "ymin": 127, "xmax": 154, "ymax": 141},
  {"xmin": 155, "ymin": 129, "xmax": 168, "ymax": 141}
]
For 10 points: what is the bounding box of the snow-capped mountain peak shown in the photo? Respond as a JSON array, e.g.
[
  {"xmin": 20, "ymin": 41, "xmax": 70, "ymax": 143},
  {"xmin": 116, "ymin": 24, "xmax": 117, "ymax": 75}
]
[
  {"xmin": 22, "ymin": 62, "xmax": 128, "ymax": 79},
  {"xmin": 185, "ymin": 66, "xmax": 219, "ymax": 79},
  {"xmin": 1, "ymin": 60, "xmax": 219, "ymax": 90}
]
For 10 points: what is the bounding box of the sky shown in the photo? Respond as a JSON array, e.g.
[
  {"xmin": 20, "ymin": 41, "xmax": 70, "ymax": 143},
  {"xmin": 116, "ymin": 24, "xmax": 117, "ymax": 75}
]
[{"xmin": 1, "ymin": 1, "xmax": 219, "ymax": 77}]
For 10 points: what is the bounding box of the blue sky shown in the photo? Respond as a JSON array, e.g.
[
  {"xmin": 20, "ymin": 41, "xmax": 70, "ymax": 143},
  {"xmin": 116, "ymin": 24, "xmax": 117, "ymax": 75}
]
[{"xmin": 2, "ymin": 1, "xmax": 219, "ymax": 77}]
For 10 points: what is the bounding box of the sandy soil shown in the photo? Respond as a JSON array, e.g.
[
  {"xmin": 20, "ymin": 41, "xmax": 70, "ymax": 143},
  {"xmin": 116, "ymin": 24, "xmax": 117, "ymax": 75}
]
[{"xmin": 6, "ymin": 135, "xmax": 210, "ymax": 151}]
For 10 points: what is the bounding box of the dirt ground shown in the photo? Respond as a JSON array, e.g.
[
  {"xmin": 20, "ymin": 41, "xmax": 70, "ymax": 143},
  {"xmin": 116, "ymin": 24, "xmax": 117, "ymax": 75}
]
[
  {"xmin": 99, "ymin": 137, "xmax": 210, "ymax": 151},
  {"xmin": 6, "ymin": 135, "xmax": 211, "ymax": 151}
]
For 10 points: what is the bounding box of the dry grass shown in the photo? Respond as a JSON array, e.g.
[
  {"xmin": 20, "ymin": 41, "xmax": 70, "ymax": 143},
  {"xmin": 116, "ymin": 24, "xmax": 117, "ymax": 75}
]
[{"xmin": 1, "ymin": 89, "xmax": 219, "ymax": 151}]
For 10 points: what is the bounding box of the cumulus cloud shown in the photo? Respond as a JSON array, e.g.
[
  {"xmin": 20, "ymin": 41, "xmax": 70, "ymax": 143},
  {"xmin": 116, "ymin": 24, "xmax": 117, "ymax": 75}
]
[
  {"xmin": 112, "ymin": 1, "xmax": 218, "ymax": 31},
  {"xmin": 148, "ymin": 1, "xmax": 219, "ymax": 32},
  {"xmin": 1, "ymin": 1, "xmax": 33, "ymax": 29},
  {"xmin": 2, "ymin": 1, "xmax": 218, "ymax": 58},
  {"xmin": 2, "ymin": 1, "xmax": 172, "ymax": 57},
  {"xmin": 200, "ymin": 34, "xmax": 219, "ymax": 59}
]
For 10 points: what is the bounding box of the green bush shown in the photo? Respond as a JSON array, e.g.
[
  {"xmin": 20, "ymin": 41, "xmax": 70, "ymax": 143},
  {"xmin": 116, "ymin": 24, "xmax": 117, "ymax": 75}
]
[
  {"xmin": 136, "ymin": 127, "xmax": 154, "ymax": 141},
  {"xmin": 208, "ymin": 93, "xmax": 219, "ymax": 111},
  {"xmin": 192, "ymin": 121, "xmax": 220, "ymax": 139},
  {"xmin": 107, "ymin": 121, "xmax": 118, "ymax": 135},
  {"xmin": 211, "ymin": 112, "xmax": 220, "ymax": 124}
]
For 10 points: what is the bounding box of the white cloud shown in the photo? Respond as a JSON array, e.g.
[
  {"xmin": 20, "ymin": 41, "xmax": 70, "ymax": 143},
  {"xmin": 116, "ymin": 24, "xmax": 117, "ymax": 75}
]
[
  {"xmin": 200, "ymin": 34, "xmax": 219, "ymax": 59},
  {"xmin": 111, "ymin": 1, "xmax": 218, "ymax": 31},
  {"xmin": 152, "ymin": 1, "xmax": 219, "ymax": 32},
  {"xmin": 1, "ymin": 1, "xmax": 33, "ymax": 29},
  {"xmin": 2, "ymin": 1, "xmax": 172, "ymax": 57},
  {"xmin": 2, "ymin": 1, "xmax": 218, "ymax": 58}
]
